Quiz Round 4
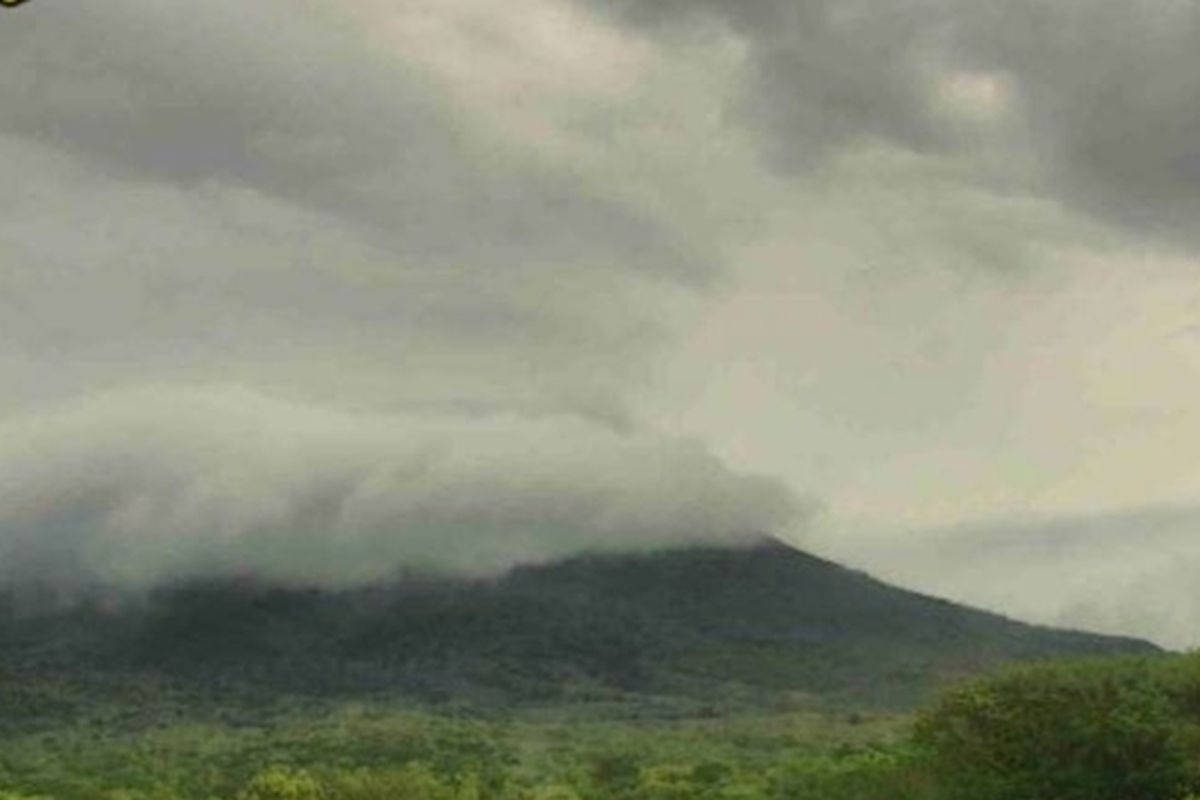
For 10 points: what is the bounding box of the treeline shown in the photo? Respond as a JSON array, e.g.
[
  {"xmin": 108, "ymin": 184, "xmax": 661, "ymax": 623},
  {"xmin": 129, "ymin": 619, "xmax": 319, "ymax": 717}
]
[
  {"xmin": 0, "ymin": 752, "xmax": 926, "ymax": 800},
  {"xmin": 4, "ymin": 652, "xmax": 1200, "ymax": 800}
]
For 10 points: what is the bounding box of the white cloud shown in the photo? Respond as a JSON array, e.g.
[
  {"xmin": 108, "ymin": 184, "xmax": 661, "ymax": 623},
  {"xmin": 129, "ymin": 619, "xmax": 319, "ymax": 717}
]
[{"xmin": 0, "ymin": 387, "xmax": 801, "ymax": 591}]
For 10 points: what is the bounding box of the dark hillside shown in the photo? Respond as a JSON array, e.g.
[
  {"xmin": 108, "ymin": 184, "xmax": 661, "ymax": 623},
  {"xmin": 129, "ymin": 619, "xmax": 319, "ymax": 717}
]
[{"xmin": 0, "ymin": 539, "xmax": 1155, "ymax": 711}]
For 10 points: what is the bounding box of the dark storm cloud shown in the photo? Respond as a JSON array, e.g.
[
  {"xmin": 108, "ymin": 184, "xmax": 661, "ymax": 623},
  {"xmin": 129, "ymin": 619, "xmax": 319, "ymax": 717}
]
[
  {"xmin": 0, "ymin": 0, "xmax": 694, "ymax": 277},
  {"xmin": 0, "ymin": 0, "xmax": 713, "ymax": 426},
  {"xmin": 588, "ymin": 0, "xmax": 949, "ymax": 167},
  {"xmin": 954, "ymin": 0, "xmax": 1200, "ymax": 241},
  {"xmin": 584, "ymin": 0, "xmax": 1200, "ymax": 247}
]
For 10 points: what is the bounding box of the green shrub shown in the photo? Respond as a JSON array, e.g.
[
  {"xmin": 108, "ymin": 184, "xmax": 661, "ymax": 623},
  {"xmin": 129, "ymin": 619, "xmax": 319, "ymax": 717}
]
[
  {"xmin": 323, "ymin": 763, "xmax": 461, "ymax": 800},
  {"xmin": 238, "ymin": 766, "xmax": 324, "ymax": 800},
  {"xmin": 913, "ymin": 657, "xmax": 1199, "ymax": 800},
  {"xmin": 766, "ymin": 750, "xmax": 926, "ymax": 800}
]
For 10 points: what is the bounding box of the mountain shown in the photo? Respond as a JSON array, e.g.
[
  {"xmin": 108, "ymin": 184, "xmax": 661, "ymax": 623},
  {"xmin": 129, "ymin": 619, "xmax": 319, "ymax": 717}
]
[{"xmin": 0, "ymin": 539, "xmax": 1156, "ymax": 712}]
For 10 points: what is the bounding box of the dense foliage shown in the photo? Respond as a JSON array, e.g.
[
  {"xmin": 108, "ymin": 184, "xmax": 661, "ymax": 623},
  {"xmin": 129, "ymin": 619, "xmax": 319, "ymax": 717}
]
[
  {"xmin": 0, "ymin": 685, "xmax": 908, "ymax": 800},
  {"xmin": 0, "ymin": 545, "xmax": 1182, "ymax": 798},
  {"xmin": 914, "ymin": 654, "xmax": 1200, "ymax": 800},
  {"xmin": 5, "ymin": 653, "xmax": 1200, "ymax": 800}
]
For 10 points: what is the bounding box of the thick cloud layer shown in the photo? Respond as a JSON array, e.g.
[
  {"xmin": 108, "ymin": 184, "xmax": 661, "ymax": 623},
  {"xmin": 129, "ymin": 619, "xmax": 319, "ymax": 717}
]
[
  {"xmin": 0, "ymin": 387, "xmax": 798, "ymax": 591},
  {"xmin": 2, "ymin": 0, "xmax": 1200, "ymax": 643},
  {"xmin": 0, "ymin": 0, "xmax": 688, "ymax": 273},
  {"xmin": 590, "ymin": 0, "xmax": 1200, "ymax": 245}
]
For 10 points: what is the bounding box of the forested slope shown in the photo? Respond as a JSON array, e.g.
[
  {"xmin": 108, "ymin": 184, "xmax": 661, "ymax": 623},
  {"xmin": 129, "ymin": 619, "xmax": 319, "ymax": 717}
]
[{"xmin": 0, "ymin": 540, "xmax": 1153, "ymax": 711}]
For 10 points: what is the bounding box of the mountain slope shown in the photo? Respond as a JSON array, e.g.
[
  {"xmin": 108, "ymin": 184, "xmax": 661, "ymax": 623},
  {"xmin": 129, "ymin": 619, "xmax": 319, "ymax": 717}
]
[{"xmin": 0, "ymin": 539, "xmax": 1156, "ymax": 710}]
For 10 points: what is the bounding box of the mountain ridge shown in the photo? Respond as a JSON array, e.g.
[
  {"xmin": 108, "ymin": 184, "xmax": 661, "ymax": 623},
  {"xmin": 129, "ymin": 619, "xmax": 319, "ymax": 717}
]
[{"xmin": 0, "ymin": 538, "xmax": 1156, "ymax": 711}]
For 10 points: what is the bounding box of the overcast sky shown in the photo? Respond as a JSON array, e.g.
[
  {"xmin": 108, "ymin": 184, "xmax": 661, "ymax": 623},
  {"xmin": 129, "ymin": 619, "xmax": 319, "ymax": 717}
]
[{"xmin": 2, "ymin": 0, "xmax": 1199, "ymax": 646}]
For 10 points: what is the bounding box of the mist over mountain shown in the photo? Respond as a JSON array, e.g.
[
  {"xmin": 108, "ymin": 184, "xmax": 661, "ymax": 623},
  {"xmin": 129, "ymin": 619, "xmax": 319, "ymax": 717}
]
[
  {"xmin": 0, "ymin": 539, "xmax": 1154, "ymax": 712},
  {"xmin": 0, "ymin": 387, "xmax": 799, "ymax": 596}
]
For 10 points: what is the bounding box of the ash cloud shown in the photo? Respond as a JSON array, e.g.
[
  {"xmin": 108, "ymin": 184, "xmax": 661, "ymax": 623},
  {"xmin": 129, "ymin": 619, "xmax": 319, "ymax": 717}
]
[{"xmin": 0, "ymin": 387, "xmax": 801, "ymax": 593}]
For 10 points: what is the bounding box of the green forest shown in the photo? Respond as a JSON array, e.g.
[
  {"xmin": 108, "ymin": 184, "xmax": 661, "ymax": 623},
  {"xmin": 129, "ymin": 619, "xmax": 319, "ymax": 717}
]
[{"xmin": 4, "ymin": 651, "xmax": 1200, "ymax": 800}]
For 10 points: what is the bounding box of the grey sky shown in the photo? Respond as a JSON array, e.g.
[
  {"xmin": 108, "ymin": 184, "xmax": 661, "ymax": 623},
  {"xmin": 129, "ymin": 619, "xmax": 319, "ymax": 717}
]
[{"xmin": 1, "ymin": 0, "xmax": 1199, "ymax": 645}]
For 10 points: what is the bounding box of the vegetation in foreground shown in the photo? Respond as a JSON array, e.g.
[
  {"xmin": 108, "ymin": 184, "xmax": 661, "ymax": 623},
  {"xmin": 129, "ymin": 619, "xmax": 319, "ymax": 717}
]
[{"xmin": 4, "ymin": 652, "xmax": 1200, "ymax": 800}]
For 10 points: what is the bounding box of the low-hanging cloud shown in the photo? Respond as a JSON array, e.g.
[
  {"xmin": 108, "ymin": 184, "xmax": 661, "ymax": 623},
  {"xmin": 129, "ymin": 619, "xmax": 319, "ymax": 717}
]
[{"xmin": 0, "ymin": 386, "xmax": 802, "ymax": 593}]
